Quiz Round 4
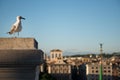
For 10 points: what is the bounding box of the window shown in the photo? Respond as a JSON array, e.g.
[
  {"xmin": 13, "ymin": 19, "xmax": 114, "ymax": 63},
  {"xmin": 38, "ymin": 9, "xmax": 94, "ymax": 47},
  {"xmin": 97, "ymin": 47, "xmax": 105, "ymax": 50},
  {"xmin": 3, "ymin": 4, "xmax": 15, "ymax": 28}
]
[
  {"xmin": 52, "ymin": 54, "xmax": 54, "ymax": 58},
  {"xmin": 104, "ymin": 67, "xmax": 106, "ymax": 69},
  {"xmin": 108, "ymin": 70, "xmax": 111, "ymax": 73},
  {"xmin": 92, "ymin": 67, "xmax": 94, "ymax": 69},
  {"xmin": 104, "ymin": 70, "xmax": 106, "ymax": 73},
  {"xmin": 60, "ymin": 68, "xmax": 63, "ymax": 73},
  {"xmin": 96, "ymin": 70, "xmax": 98, "ymax": 73},
  {"xmin": 56, "ymin": 53, "xmax": 57, "ymax": 57},
  {"xmin": 59, "ymin": 53, "xmax": 61, "ymax": 57},
  {"xmin": 108, "ymin": 67, "xmax": 110, "ymax": 69}
]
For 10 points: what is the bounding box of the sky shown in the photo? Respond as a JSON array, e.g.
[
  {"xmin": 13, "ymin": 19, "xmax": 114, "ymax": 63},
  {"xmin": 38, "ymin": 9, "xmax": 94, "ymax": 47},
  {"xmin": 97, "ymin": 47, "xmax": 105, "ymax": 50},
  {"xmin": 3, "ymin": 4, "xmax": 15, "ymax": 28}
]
[{"xmin": 0, "ymin": 0, "xmax": 120, "ymax": 55}]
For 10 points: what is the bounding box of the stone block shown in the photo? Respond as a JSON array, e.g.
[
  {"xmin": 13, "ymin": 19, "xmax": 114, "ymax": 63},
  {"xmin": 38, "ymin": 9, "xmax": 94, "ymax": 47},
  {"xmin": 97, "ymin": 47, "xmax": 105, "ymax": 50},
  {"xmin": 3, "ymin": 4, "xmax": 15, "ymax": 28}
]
[
  {"xmin": 0, "ymin": 38, "xmax": 44, "ymax": 80},
  {"xmin": 0, "ymin": 38, "xmax": 38, "ymax": 49}
]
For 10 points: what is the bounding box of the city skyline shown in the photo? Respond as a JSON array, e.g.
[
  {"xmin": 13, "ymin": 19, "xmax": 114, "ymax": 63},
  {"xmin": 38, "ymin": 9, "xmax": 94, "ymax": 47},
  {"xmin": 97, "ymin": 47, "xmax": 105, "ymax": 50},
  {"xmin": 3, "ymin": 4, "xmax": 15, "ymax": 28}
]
[{"xmin": 0, "ymin": 0, "xmax": 120, "ymax": 54}]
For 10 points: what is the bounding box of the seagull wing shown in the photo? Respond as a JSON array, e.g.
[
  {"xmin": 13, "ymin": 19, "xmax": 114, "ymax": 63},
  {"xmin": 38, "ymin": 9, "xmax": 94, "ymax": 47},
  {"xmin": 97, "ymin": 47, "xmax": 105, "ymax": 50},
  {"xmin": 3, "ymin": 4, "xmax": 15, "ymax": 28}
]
[{"xmin": 8, "ymin": 25, "xmax": 16, "ymax": 34}]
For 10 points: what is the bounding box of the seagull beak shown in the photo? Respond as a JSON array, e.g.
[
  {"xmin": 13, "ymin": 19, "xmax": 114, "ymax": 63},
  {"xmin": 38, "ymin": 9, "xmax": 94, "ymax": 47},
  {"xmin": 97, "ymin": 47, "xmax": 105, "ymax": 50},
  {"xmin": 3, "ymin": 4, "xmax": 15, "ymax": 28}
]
[{"xmin": 21, "ymin": 17, "xmax": 25, "ymax": 20}]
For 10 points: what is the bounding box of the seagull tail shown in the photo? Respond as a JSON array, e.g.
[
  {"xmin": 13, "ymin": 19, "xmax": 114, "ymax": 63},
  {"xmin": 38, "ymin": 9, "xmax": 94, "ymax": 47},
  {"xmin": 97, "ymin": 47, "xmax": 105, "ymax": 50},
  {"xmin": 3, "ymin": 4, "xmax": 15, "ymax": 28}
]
[{"xmin": 7, "ymin": 32, "xmax": 12, "ymax": 35}]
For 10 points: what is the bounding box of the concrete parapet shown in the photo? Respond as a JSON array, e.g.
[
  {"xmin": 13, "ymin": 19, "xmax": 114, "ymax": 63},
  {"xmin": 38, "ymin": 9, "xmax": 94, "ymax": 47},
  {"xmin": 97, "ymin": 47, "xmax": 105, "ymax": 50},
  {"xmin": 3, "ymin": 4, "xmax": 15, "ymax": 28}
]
[
  {"xmin": 0, "ymin": 38, "xmax": 38, "ymax": 49},
  {"xmin": 0, "ymin": 38, "xmax": 43, "ymax": 80}
]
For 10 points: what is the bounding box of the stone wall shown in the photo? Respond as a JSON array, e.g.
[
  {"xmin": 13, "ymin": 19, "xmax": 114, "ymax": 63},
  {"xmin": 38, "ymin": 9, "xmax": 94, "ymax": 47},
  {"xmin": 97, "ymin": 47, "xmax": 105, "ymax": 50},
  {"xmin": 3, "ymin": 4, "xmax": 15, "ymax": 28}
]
[
  {"xmin": 0, "ymin": 38, "xmax": 43, "ymax": 80},
  {"xmin": 0, "ymin": 66, "xmax": 36, "ymax": 80},
  {"xmin": 0, "ymin": 38, "xmax": 38, "ymax": 49}
]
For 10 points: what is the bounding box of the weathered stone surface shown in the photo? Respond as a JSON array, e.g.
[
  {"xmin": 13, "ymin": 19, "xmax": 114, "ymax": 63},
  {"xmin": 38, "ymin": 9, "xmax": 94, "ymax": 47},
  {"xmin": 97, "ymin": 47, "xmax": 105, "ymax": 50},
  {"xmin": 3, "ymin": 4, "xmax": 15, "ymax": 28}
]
[
  {"xmin": 0, "ymin": 38, "xmax": 43, "ymax": 80},
  {"xmin": 0, "ymin": 66, "xmax": 36, "ymax": 80},
  {"xmin": 0, "ymin": 49, "xmax": 43, "ymax": 65},
  {"xmin": 0, "ymin": 38, "xmax": 38, "ymax": 49}
]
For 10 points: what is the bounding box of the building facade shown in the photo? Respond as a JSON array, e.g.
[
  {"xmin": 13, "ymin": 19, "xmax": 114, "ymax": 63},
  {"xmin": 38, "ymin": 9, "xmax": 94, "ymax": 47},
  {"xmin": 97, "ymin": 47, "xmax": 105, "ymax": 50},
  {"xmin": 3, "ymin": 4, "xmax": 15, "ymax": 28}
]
[
  {"xmin": 86, "ymin": 63, "xmax": 112, "ymax": 80},
  {"xmin": 48, "ymin": 59, "xmax": 71, "ymax": 80},
  {"xmin": 111, "ymin": 56, "xmax": 120, "ymax": 80},
  {"xmin": 50, "ymin": 49, "xmax": 63, "ymax": 62},
  {"xmin": 47, "ymin": 49, "xmax": 72, "ymax": 80}
]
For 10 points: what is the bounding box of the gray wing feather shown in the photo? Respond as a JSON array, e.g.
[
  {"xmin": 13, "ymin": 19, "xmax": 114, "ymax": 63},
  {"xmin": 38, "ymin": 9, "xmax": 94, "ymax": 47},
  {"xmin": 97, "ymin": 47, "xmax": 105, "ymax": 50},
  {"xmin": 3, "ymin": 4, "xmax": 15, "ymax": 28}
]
[{"xmin": 8, "ymin": 25, "xmax": 16, "ymax": 34}]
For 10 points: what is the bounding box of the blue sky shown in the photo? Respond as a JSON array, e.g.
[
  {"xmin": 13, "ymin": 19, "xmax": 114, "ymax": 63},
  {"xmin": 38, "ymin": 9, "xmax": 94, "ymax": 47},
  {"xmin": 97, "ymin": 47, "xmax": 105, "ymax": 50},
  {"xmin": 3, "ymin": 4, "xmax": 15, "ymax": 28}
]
[{"xmin": 0, "ymin": 0, "xmax": 120, "ymax": 54}]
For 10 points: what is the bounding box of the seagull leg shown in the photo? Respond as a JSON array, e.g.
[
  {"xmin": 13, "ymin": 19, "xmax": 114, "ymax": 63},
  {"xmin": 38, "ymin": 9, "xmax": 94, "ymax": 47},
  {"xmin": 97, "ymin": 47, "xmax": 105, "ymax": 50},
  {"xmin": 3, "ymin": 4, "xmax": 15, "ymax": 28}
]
[
  {"xmin": 18, "ymin": 32, "xmax": 19, "ymax": 37},
  {"xmin": 12, "ymin": 33, "xmax": 16, "ymax": 38}
]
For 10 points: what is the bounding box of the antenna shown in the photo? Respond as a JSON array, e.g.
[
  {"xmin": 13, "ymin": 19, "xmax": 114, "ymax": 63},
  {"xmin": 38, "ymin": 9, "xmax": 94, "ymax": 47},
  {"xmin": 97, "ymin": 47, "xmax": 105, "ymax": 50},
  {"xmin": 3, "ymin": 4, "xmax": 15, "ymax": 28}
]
[
  {"xmin": 100, "ymin": 43, "xmax": 103, "ymax": 61},
  {"xmin": 99, "ymin": 43, "xmax": 103, "ymax": 80}
]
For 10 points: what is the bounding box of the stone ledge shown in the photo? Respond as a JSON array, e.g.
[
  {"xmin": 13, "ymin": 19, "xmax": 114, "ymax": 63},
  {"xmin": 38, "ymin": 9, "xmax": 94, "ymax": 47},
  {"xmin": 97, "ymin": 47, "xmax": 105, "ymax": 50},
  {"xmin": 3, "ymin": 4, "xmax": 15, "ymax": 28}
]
[
  {"xmin": 0, "ymin": 49, "xmax": 43, "ymax": 65},
  {"xmin": 0, "ymin": 38, "xmax": 38, "ymax": 49}
]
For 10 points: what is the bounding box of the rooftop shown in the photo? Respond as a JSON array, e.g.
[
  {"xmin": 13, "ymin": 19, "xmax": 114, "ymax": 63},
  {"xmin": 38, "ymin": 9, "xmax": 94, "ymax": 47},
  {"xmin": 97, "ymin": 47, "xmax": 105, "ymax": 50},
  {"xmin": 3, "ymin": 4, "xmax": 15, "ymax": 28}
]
[{"xmin": 51, "ymin": 49, "xmax": 62, "ymax": 52}]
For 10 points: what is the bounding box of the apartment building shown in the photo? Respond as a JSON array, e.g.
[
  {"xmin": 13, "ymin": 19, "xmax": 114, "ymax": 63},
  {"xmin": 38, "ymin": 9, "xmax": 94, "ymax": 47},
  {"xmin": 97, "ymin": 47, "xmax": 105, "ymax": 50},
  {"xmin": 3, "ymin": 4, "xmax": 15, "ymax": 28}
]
[
  {"xmin": 50, "ymin": 49, "xmax": 63, "ymax": 61},
  {"xmin": 47, "ymin": 49, "xmax": 72, "ymax": 80},
  {"xmin": 86, "ymin": 62, "xmax": 112, "ymax": 80}
]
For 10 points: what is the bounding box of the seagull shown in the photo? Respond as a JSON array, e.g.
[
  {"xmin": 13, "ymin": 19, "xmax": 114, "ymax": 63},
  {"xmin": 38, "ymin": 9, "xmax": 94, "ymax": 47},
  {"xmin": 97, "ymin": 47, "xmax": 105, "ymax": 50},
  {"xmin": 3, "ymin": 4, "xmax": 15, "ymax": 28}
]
[{"xmin": 7, "ymin": 16, "xmax": 25, "ymax": 36}]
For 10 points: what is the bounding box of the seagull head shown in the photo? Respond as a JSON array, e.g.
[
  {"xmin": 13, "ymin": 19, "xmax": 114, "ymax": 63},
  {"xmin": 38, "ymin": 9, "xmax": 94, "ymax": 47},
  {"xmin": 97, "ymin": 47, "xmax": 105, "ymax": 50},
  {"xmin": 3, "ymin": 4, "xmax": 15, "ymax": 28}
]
[{"xmin": 17, "ymin": 16, "xmax": 25, "ymax": 20}]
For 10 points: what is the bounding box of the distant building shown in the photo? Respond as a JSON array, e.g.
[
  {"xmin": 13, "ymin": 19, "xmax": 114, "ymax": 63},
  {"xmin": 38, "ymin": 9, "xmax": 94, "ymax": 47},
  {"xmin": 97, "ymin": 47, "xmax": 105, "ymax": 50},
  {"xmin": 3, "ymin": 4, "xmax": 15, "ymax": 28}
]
[
  {"xmin": 86, "ymin": 62, "xmax": 113, "ymax": 80},
  {"xmin": 71, "ymin": 64, "xmax": 87, "ymax": 80},
  {"xmin": 50, "ymin": 49, "xmax": 63, "ymax": 62},
  {"xmin": 111, "ymin": 56, "xmax": 120, "ymax": 80},
  {"xmin": 81, "ymin": 57, "xmax": 90, "ymax": 63},
  {"xmin": 47, "ymin": 49, "xmax": 120, "ymax": 80},
  {"xmin": 48, "ymin": 59, "xmax": 71, "ymax": 80},
  {"xmin": 47, "ymin": 49, "xmax": 72, "ymax": 80},
  {"xmin": 64, "ymin": 56, "xmax": 87, "ymax": 80},
  {"xmin": 112, "ymin": 64, "xmax": 120, "ymax": 80}
]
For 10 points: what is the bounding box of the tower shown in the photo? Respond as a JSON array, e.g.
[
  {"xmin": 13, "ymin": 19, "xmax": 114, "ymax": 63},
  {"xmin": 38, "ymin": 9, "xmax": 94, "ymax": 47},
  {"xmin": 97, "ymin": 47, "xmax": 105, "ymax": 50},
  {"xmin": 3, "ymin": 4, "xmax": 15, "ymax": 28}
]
[
  {"xmin": 50, "ymin": 49, "xmax": 63, "ymax": 62},
  {"xmin": 100, "ymin": 43, "xmax": 103, "ymax": 59},
  {"xmin": 99, "ymin": 43, "xmax": 103, "ymax": 80}
]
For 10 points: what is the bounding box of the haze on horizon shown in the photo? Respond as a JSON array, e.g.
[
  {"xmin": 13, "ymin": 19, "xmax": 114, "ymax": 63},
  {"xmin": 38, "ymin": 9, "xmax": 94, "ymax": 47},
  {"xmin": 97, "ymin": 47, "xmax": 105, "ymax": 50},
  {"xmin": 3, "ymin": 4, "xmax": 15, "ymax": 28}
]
[{"xmin": 0, "ymin": 0, "xmax": 120, "ymax": 54}]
